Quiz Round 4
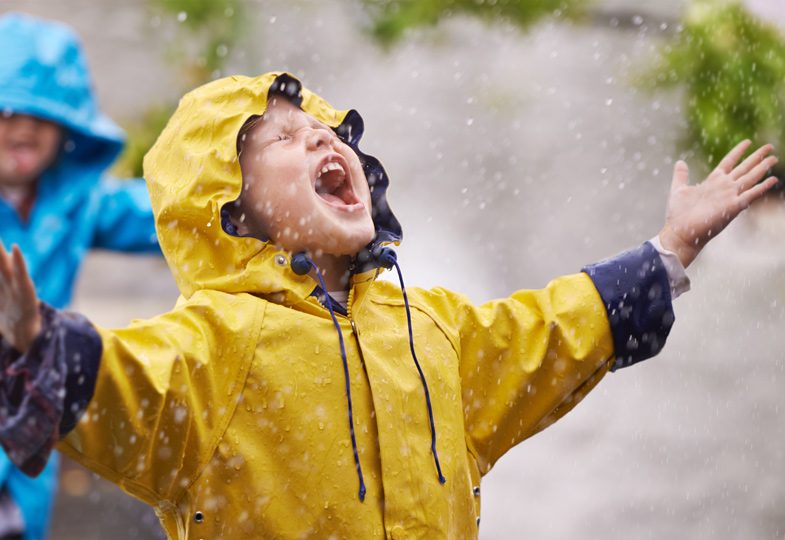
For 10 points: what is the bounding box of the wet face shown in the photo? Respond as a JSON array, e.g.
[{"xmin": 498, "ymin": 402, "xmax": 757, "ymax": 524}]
[
  {"xmin": 0, "ymin": 113, "xmax": 63, "ymax": 186},
  {"xmin": 232, "ymin": 98, "xmax": 375, "ymax": 257}
]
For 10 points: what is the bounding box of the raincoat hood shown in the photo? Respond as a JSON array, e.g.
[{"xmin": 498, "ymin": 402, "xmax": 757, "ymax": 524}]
[
  {"xmin": 144, "ymin": 73, "xmax": 402, "ymax": 302},
  {"xmin": 0, "ymin": 12, "xmax": 125, "ymax": 179}
]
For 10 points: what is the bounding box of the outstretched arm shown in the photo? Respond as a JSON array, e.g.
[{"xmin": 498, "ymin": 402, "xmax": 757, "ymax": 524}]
[
  {"xmin": 92, "ymin": 179, "xmax": 160, "ymax": 254},
  {"xmin": 0, "ymin": 241, "xmax": 41, "ymax": 352},
  {"xmin": 0, "ymin": 241, "xmax": 102, "ymax": 476},
  {"xmin": 659, "ymin": 140, "xmax": 779, "ymax": 268}
]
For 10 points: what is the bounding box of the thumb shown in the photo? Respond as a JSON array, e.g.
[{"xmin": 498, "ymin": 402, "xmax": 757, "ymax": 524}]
[{"xmin": 671, "ymin": 160, "xmax": 689, "ymax": 191}]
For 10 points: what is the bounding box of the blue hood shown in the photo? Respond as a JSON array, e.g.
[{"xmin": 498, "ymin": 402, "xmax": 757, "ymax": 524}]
[{"xmin": 0, "ymin": 12, "xmax": 125, "ymax": 180}]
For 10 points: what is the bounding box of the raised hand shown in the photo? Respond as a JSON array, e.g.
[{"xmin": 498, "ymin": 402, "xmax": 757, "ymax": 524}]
[
  {"xmin": 0, "ymin": 240, "xmax": 41, "ymax": 353},
  {"xmin": 659, "ymin": 140, "xmax": 779, "ymax": 268}
]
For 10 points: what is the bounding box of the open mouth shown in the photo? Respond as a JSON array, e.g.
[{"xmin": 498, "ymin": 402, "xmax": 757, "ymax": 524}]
[
  {"xmin": 5, "ymin": 142, "xmax": 40, "ymax": 172},
  {"xmin": 314, "ymin": 157, "xmax": 363, "ymax": 209}
]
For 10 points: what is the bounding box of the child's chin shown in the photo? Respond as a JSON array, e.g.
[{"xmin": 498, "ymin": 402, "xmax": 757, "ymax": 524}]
[{"xmin": 330, "ymin": 233, "xmax": 376, "ymax": 257}]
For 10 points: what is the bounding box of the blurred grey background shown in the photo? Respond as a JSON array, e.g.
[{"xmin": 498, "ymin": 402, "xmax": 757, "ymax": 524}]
[{"xmin": 2, "ymin": 0, "xmax": 784, "ymax": 538}]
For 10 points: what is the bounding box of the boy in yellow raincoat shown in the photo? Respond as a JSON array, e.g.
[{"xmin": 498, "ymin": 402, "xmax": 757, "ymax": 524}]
[{"xmin": 0, "ymin": 73, "xmax": 778, "ymax": 539}]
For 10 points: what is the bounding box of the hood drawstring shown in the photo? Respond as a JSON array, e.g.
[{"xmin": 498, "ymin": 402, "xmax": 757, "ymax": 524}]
[
  {"xmin": 292, "ymin": 253, "xmax": 367, "ymax": 502},
  {"xmin": 290, "ymin": 249, "xmax": 446, "ymax": 503},
  {"xmin": 373, "ymin": 247, "xmax": 447, "ymax": 485}
]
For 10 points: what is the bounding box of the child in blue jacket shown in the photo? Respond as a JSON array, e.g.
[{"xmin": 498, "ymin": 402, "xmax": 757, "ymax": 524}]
[
  {"xmin": 0, "ymin": 12, "xmax": 160, "ymax": 540},
  {"xmin": 0, "ymin": 73, "xmax": 778, "ymax": 539}
]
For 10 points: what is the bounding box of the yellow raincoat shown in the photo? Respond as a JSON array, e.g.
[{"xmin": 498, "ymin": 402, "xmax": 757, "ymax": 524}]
[{"xmin": 56, "ymin": 73, "xmax": 625, "ymax": 539}]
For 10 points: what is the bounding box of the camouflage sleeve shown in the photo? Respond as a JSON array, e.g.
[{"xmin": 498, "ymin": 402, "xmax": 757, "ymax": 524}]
[{"xmin": 0, "ymin": 303, "xmax": 101, "ymax": 477}]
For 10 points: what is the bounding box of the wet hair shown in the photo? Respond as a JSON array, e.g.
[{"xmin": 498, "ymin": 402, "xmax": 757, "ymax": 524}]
[{"xmin": 236, "ymin": 114, "xmax": 263, "ymax": 159}]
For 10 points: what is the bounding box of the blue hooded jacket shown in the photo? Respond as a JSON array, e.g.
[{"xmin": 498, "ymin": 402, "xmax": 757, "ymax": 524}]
[
  {"xmin": 0, "ymin": 12, "xmax": 160, "ymax": 539},
  {"xmin": 0, "ymin": 12, "xmax": 160, "ymax": 309}
]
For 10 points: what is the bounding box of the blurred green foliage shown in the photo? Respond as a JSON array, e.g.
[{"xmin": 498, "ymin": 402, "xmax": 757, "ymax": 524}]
[
  {"xmin": 365, "ymin": 0, "xmax": 785, "ymax": 181},
  {"xmin": 114, "ymin": 0, "xmax": 785, "ymax": 185},
  {"xmin": 652, "ymin": 0, "xmax": 785, "ymax": 166},
  {"xmin": 113, "ymin": 0, "xmax": 246, "ymax": 177},
  {"xmin": 150, "ymin": 0, "xmax": 246, "ymax": 82},
  {"xmin": 361, "ymin": 0, "xmax": 587, "ymax": 45},
  {"xmin": 112, "ymin": 105, "xmax": 175, "ymax": 179}
]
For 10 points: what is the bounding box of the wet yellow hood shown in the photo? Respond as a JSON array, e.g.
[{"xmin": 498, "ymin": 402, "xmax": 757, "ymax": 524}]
[{"xmin": 143, "ymin": 73, "xmax": 401, "ymax": 303}]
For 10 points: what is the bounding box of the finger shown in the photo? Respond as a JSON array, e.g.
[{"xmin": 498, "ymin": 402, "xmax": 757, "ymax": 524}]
[
  {"xmin": 11, "ymin": 245, "xmax": 35, "ymax": 302},
  {"xmin": 716, "ymin": 139, "xmax": 752, "ymax": 174},
  {"xmin": 738, "ymin": 156, "xmax": 779, "ymax": 191},
  {"xmin": 0, "ymin": 237, "xmax": 10, "ymax": 266},
  {"xmin": 731, "ymin": 144, "xmax": 774, "ymax": 180},
  {"xmin": 671, "ymin": 160, "xmax": 690, "ymax": 191},
  {"xmin": 739, "ymin": 176, "xmax": 779, "ymax": 208},
  {"xmin": 0, "ymin": 240, "xmax": 12, "ymax": 279}
]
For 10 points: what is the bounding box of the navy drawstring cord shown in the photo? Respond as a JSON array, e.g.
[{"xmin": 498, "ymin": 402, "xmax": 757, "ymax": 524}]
[
  {"xmin": 374, "ymin": 248, "xmax": 447, "ymax": 485},
  {"xmin": 292, "ymin": 253, "xmax": 367, "ymax": 502},
  {"xmin": 291, "ymin": 248, "xmax": 446, "ymax": 498}
]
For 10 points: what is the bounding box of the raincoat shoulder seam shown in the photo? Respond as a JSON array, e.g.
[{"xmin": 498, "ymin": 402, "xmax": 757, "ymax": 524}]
[
  {"xmin": 374, "ymin": 290, "xmax": 463, "ymax": 358},
  {"xmin": 171, "ymin": 293, "xmax": 267, "ymax": 503}
]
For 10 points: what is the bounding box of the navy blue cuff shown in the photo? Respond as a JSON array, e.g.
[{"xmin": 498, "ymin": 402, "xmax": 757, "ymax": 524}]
[
  {"xmin": 582, "ymin": 241, "xmax": 675, "ymax": 371},
  {"xmin": 0, "ymin": 303, "xmax": 101, "ymax": 476},
  {"xmin": 55, "ymin": 307, "xmax": 102, "ymax": 435}
]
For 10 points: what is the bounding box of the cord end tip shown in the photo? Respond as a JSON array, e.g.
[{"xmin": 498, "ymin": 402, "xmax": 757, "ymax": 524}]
[{"xmin": 291, "ymin": 253, "xmax": 312, "ymax": 275}]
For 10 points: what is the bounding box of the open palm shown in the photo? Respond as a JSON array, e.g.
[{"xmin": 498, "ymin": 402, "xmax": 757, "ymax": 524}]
[
  {"xmin": 0, "ymin": 241, "xmax": 41, "ymax": 353},
  {"xmin": 660, "ymin": 140, "xmax": 779, "ymax": 268}
]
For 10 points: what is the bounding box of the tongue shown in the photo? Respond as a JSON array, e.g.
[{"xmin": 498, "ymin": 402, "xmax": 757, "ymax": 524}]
[
  {"xmin": 9, "ymin": 147, "xmax": 40, "ymax": 174},
  {"xmin": 318, "ymin": 192, "xmax": 345, "ymax": 205}
]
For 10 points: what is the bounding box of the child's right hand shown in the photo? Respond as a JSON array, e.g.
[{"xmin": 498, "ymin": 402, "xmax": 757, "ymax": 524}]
[{"xmin": 0, "ymin": 241, "xmax": 41, "ymax": 353}]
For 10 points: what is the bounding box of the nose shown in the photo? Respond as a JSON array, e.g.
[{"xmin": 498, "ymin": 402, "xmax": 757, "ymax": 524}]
[
  {"xmin": 10, "ymin": 114, "xmax": 48, "ymax": 133},
  {"xmin": 307, "ymin": 128, "xmax": 335, "ymax": 151}
]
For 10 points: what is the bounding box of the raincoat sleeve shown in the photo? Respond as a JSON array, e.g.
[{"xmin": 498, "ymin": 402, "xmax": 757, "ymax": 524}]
[
  {"xmin": 443, "ymin": 242, "xmax": 673, "ymax": 474},
  {"xmin": 91, "ymin": 178, "xmax": 160, "ymax": 253},
  {"xmin": 0, "ymin": 303, "xmax": 101, "ymax": 477},
  {"xmin": 56, "ymin": 290, "xmax": 262, "ymax": 507}
]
